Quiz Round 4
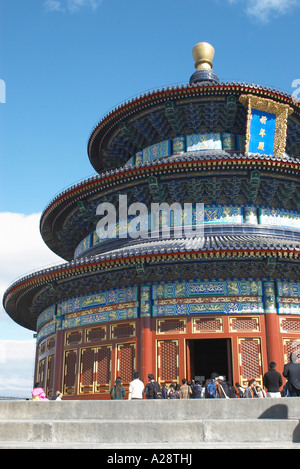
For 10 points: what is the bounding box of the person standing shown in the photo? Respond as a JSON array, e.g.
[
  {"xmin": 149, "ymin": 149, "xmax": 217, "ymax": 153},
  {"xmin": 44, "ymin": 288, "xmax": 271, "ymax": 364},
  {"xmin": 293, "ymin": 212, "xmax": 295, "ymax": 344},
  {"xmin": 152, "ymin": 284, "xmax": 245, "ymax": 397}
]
[
  {"xmin": 205, "ymin": 372, "xmax": 218, "ymax": 399},
  {"xmin": 110, "ymin": 377, "xmax": 125, "ymax": 400},
  {"xmin": 51, "ymin": 390, "xmax": 63, "ymax": 400},
  {"xmin": 31, "ymin": 382, "xmax": 49, "ymax": 401},
  {"xmin": 283, "ymin": 352, "xmax": 300, "ymax": 397},
  {"xmin": 167, "ymin": 383, "xmax": 179, "ymax": 399},
  {"xmin": 244, "ymin": 379, "xmax": 257, "ymax": 398},
  {"xmin": 192, "ymin": 380, "xmax": 203, "ymax": 399},
  {"xmin": 144, "ymin": 374, "xmax": 161, "ymax": 399},
  {"xmin": 263, "ymin": 362, "xmax": 283, "ymax": 398},
  {"xmin": 217, "ymin": 376, "xmax": 230, "ymax": 399},
  {"xmin": 128, "ymin": 372, "xmax": 145, "ymax": 400},
  {"xmin": 256, "ymin": 385, "xmax": 267, "ymax": 398},
  {"xmin": 235, "ymin": 382, "xmax": 245, "ymax": 398},
  {"xmin": 160, "ymin": 383, "xmax": 168, "ymax": 399},
  {"xmin": 179, "ymin": 379, "xmax": 192, "ymax": 399}
]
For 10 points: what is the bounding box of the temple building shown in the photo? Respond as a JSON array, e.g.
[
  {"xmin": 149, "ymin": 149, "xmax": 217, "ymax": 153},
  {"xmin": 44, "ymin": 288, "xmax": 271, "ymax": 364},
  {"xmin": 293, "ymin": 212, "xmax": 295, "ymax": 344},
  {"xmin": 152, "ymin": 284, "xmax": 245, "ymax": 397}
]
[{"xmin": 3, "ymin": 42, "xmax": 300, "ymax": 399}]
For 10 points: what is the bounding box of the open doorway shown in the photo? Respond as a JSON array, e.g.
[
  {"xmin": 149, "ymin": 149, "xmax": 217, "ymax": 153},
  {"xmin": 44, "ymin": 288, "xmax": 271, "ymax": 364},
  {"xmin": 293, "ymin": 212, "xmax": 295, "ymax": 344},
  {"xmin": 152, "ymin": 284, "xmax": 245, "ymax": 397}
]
[{"xmin": 188, "ymin": 338, "xmax": 232, "ymax": 383}]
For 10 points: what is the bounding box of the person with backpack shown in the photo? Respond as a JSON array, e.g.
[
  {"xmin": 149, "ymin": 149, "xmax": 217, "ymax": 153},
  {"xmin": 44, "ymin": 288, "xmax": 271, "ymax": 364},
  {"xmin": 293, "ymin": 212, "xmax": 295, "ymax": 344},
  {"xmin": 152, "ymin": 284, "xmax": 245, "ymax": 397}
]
[
  {"xmin": 226, "ymin": 381, "xmax": 237, "ymax": 398},
  {"xmin": 205, "ymin": 373, "xmax": 218, "ymax": 398},
  {"xmin": 144, "ymin": 373, "xmax": 162, "ymax": 399},
  {"xmin": 217, "ymin": 376, "xmax": 230, "ymax": 399}
]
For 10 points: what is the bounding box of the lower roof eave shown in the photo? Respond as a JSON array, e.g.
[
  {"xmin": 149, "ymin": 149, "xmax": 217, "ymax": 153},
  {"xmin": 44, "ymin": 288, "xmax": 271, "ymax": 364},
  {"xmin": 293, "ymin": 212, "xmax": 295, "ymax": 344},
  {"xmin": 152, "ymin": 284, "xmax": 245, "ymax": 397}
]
[{"xmin": 3, "ymin": 243, "xmax": 300, "ymax": 331}]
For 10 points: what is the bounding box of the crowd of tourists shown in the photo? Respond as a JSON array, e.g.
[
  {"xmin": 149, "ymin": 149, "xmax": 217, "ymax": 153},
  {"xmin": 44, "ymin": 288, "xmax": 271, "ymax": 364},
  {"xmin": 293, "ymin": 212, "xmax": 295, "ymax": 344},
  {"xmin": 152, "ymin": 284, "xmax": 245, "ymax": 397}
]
[
  {"xmin": 110, "ymin": 353, "xmax": 300, "ymax": 400},
  {"xmin": 30, "ymin": 353, "xmax": 300, "ymax": 401}
]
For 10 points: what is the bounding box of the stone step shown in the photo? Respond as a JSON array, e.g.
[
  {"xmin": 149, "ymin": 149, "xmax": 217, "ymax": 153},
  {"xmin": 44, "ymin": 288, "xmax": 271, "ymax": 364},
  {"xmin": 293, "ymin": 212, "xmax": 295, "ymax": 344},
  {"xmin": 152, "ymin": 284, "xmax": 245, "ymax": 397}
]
[
  {"xmin": 0, "ymin": 398, "xmax": 299, "ymax": 421},
  {"xmin": 0, "ymin": 419, "xmax": 299, "ymax": 448},
  {"xmin": 0, "ymin": 399, "xmax": 299, "ymax": 449}
]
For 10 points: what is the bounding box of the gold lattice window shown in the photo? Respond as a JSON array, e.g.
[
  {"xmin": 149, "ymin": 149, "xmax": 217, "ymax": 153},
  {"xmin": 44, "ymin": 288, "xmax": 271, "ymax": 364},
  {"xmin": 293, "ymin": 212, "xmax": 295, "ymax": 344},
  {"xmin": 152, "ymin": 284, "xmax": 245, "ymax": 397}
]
[
  {"xmin": 86, "ymin": 326, "xmax": 106, "ymax": 343},
  {"xmin": 111, "ymin": 322, "xmax": 136, "ymax": 339},
  {"xmin": 63, "ymin": 349, "xmax": 77, "ymax": 395},
  {"xmin": 283, "ymin": 338, "xmax": 300, "ymax": 363},
  {"xmin": 78, "ymin": 345, "xmax": 112, "ymax": 394},
  {"xmin": 117, "ymin": 343, "xmax": 136, "ymax": 385},
  {"xmin": 157, "ymin": 340, "xmax": 179, "ymax": 383},
  {"xmin": 280, "ymin": 318, "xmax": 300, "ymax": 333},
  {"xmin": 39, "ymin": 341, "xmax": 46, "ymax": 357},
  {"xmin": 238, "ymin": 338, "xmax": 263, "ymax": 387},
  {"xmin": 79, "ymin": 347, "xmax": 95, "ymax": 394},
  {"xmin": 157, "ymin": 319, "xmax": 186, "ymax": 334},
  {"xmin": 192, "ymin": 317, "xmax": 223, "ymax": 333},
  {"xmin": 47, "ymin": 336, "xmax": 55, "ymax": 351},
  {"xmin": 65, "ymin": 329, "xmax": 82, "ymax": 346},
  {"xmin": 229, "ymin": 317, "xmax": 260, "ymax": 332},
  {"xmin": 46, "ymin": 354, "xmax": 55, "ymax": 398},
  {"xmin": 95, "ymin": 346, "xmax": 112, "ymax": 393},
  {"xmin": 36, "ymin": 357, "xmax": 46, "ymax": 388}
]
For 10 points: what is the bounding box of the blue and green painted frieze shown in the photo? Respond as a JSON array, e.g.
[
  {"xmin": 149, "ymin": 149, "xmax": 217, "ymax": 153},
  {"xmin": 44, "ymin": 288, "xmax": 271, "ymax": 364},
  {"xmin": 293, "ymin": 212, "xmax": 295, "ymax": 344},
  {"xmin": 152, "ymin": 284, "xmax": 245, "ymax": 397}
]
[{"xmin": 36, "ymin": 279, "xmax": 300, "ymax": 342}]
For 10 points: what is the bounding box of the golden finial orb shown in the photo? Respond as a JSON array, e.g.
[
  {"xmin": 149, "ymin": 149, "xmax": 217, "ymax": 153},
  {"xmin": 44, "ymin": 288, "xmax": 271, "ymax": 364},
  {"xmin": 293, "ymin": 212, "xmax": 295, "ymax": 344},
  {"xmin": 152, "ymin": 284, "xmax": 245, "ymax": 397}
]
[{"xmin": 192, "ymin": 42, "xmax": 215, "ymax": 71}]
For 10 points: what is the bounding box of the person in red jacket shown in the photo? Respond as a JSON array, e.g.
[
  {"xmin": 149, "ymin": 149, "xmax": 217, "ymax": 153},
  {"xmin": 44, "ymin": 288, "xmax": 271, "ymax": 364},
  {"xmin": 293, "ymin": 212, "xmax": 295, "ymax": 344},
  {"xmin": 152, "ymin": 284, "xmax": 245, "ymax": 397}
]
[{"xmin": 31, "ymin": 382, "xmax": 49, "ymax": 401}]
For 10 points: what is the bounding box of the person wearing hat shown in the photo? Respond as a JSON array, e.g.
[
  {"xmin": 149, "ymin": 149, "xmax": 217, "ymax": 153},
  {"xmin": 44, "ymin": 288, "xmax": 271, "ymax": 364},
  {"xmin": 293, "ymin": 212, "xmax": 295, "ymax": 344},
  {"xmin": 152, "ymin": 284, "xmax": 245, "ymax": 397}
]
[{"xmin": 217, "ymin": 376, "xmax": 229, "ymax": 399}]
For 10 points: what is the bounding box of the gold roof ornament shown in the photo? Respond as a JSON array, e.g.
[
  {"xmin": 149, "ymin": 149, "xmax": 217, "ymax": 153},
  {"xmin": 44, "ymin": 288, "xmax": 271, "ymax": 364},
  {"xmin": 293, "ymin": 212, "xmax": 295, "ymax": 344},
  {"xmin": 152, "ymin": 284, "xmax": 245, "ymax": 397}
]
[
  {"xmin": 192, "ymin": 42, "xmax": 215, "ymax": 71},
  {"xmin": 189, "ymin": 42, "xmax": 219, "ymax": 85}
]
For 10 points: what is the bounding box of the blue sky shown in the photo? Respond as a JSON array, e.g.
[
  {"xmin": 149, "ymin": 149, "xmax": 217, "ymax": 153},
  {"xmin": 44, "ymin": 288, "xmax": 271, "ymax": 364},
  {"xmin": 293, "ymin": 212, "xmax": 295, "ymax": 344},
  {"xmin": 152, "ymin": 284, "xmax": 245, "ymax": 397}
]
[{"xmin": 0, "ymin": 0, "xmax": 300, "ymax": 397}]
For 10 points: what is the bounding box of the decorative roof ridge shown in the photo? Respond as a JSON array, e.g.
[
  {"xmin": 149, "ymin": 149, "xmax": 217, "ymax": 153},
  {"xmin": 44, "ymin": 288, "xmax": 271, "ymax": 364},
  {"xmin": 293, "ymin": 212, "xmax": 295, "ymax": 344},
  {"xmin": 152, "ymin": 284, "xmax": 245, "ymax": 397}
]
[
  {"xmin": 88, "ymin": 81, "xmax": 300, "ymax": 151},
  {"xmin": 41, "ymin": 151, "xmax": 300, "ymax": 211},
  {"xmin": 40, "ymin": 150, "xmax": 300, "ymax": 235},
  {"xmin": 130, "ymin": 150, "xmax": 299, "ymax": 167},
  {"xmin": 4, "ymin": 233, "xmax": 300, "ymax": 309},
  {"xmin": 90, "ymin": 81, "xmax": 297, "ymax": 126}
]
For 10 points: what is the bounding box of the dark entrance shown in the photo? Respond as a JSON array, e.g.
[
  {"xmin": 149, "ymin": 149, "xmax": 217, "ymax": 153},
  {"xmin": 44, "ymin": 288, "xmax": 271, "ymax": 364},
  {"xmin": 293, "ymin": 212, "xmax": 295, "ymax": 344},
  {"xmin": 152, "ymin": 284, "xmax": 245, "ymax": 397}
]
[{"xmin": 188, "ymin": 338, "xmax": 232, "ymax": 383}]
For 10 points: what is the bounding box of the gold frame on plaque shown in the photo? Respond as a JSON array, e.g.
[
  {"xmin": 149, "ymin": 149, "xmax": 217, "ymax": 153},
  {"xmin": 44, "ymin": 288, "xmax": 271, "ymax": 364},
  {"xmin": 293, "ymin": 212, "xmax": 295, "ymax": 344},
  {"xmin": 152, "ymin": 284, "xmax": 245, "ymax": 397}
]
[{"xmin": 239, "ymin": 94, "xmax": 293, "ymax": 157}]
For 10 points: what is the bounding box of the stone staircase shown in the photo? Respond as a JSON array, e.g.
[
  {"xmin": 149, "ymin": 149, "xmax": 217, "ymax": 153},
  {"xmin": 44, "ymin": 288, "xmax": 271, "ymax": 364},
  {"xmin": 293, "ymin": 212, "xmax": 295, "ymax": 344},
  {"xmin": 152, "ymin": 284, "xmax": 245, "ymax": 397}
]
[{"xmin": 0, "ymin": 398, "xmax": 299, "ymax": 449}]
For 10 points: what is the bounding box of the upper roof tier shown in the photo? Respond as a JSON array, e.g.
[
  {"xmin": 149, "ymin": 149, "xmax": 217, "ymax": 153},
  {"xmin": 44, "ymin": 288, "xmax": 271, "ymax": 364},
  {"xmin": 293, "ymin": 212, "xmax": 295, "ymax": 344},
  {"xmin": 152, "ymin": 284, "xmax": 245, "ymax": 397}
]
[{"xmin": 87, "ymin": 42, "xmax": 300, "ymax": 173}]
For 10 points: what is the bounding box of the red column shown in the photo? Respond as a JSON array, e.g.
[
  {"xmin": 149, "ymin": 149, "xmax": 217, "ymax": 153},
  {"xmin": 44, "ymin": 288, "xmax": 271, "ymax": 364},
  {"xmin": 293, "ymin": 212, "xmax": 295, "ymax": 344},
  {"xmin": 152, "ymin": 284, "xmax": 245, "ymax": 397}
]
[
  {"xmin": 54, "ymin": 329, "xmax": 64, "ymax": 394},
  {"xmin": 265, "ymin": 312, "xmax": 283, "ymax": 370},
  {"xmin": 141, "ymin": 317, "xmax": 153, "ymax": 383},
  {"xmin": 186, "ymin": 339, "xmax": 191, "ymax": 382},
  {"xmin": 263, "ymin": 281, "xmax": 283, "ymax": 370}
]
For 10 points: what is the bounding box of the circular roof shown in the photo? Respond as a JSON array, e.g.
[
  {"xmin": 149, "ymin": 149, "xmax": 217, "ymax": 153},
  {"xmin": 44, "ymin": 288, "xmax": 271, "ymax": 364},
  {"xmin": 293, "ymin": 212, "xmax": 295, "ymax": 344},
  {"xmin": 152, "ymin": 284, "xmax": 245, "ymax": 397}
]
[
  {"xmin": 3, "ymin": 230, "xmax": 300, "ymax": 330},
  {"xmin": 87, "ymin": 82, "xmax": 300, "ymax": 173}
]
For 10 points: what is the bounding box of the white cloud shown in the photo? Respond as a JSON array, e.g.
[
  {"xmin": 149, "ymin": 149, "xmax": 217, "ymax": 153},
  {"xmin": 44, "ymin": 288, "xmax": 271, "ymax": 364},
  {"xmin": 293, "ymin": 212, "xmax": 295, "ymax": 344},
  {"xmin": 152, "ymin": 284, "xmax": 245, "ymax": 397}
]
[
  {"xmin": 0, "ymin": 212, "xmax": 63, "ymax": 397},
  {"xmin": 44, "ymin": 0, "xmax": 103, "ymax": 13},
  {"xmin": 0, "ymin": 212, "xmax": 63, "ymax": 328},
  {"xmin": 227, "ymin": 0, "xmax": 299, "ymax": 22},
  {"xmin": 44, "ymin": 0, "xmax": 64, "ymax": 12},
  {"xmin": 0, "ymin": 340, "xmax": 36, "ymax": 398},
  {"xmin": 0, "ymin": 213, "xmax": 63, "ymax": 307}
]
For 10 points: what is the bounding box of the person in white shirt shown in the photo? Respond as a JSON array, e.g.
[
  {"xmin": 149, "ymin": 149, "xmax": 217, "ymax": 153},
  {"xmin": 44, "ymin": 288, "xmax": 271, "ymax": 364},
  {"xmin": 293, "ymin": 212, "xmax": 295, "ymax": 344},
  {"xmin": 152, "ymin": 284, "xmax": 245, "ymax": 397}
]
[{"xmin": 128, "ymin": 372, "xmax": 145, "ymax": 400}]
